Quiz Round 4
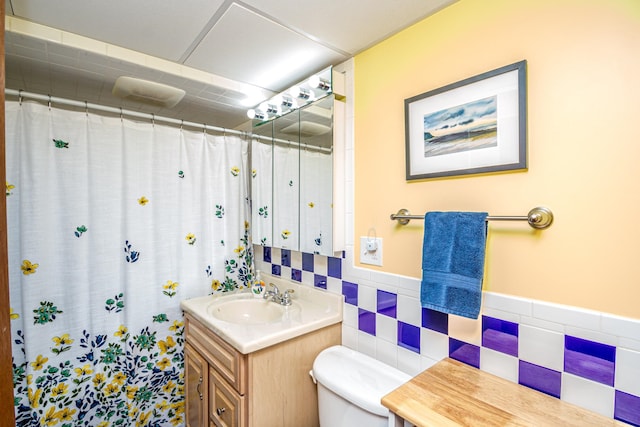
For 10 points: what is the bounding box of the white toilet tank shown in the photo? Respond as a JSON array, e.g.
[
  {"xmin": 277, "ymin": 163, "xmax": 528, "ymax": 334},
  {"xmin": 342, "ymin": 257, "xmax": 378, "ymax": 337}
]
[{"xmin": 311, "ymin": 345, "xmax": 412, "ymax": 427}]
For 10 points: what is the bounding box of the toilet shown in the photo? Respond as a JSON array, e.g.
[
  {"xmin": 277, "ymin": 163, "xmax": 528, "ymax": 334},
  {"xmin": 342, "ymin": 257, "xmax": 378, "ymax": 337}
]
[{"xmin": 311, "ymin": 345, "xmax": 412, "ymax": 427}]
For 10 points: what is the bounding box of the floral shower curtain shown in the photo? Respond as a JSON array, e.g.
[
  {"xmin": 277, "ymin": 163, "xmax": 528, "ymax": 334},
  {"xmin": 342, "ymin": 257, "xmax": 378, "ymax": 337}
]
[{"xmin": 6, "ymin": 100, "xmax": 252, "ymax": 426}]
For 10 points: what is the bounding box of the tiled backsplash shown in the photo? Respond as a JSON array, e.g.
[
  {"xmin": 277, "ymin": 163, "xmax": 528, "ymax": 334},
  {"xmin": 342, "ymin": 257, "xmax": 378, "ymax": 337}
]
[{"xmin": 254, "ymin": 245, "xmax": 640, "ymax": 426}]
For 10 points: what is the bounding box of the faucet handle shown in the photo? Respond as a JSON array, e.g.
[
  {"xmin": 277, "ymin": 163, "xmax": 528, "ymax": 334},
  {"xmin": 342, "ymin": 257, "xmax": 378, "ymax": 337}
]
[
  {"xmin": 268, "ymin": 283, "xmax": 280, "ymax": 294},
  {"xmin": 281, "ymin": 289, "xmax": 295, "ymax": 306}
]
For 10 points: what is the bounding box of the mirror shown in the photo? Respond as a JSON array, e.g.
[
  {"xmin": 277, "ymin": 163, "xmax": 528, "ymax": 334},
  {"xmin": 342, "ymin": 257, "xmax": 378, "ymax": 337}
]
[
  {"xmin": 251, "ymin": 83, "xmax": 341, "ymax": 256},
  {"xmin": 299, "ymin": 96, "xmax": 333, "ymax": 254},
  {"xmin": 272, "ymin": 110, "xmax": 300, "ymax": 251},
  {"xmin": 251, "ymin": 121, "xmax": 273, "ymax": 247}
]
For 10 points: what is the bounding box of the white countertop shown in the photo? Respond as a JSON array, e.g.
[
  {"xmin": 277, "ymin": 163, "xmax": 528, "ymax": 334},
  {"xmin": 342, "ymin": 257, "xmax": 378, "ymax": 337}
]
[{"xmin": 180, "ymin": 273, "xmax": 343, "ymax": 354}]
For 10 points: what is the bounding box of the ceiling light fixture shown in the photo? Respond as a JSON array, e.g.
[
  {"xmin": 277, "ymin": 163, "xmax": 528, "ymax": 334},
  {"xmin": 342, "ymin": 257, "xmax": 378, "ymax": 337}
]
[
  {"xmin": 248, "ymin": 66, "xmax": 333, "ymax": 124},
  {"xmin": 308, "ymin": 74, "xmax": 331, "ymax": 91}
]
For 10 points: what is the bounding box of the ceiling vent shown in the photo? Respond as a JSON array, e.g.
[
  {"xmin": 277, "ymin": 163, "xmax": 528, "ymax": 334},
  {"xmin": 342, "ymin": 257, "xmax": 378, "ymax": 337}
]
[{"xmin": 112, "ymin": 76, "xmax": 185, "ymax": 108}]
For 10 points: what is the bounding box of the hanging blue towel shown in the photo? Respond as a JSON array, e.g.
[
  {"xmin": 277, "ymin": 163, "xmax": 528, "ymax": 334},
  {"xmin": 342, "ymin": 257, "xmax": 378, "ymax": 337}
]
[{"xmin": 420, "ymin": 211, "xmax": 488, "ymax": 319}]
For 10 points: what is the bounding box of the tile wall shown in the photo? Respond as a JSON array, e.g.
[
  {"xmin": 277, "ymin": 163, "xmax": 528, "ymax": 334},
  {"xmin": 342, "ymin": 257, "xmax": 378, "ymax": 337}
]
[{"xmin": 253, "ymin": 244, "xmax": 640, "ymax": 426}]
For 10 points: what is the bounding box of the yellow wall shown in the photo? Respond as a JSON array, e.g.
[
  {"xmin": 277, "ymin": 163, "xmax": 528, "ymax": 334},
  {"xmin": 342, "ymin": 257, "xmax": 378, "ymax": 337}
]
[{"xmin": 354, "ymin": 0, "xmax": 640, "ymax": 319}]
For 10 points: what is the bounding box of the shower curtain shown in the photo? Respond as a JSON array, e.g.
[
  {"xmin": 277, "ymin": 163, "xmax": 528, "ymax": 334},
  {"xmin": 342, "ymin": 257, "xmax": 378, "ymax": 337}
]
[{"xmin": 6, "ymin": 100, "xmax": 252, "ymax": 426}]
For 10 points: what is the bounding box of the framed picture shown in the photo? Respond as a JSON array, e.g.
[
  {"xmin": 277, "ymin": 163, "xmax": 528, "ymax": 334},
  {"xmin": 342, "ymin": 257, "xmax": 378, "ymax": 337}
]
[{"xmin": 405, "ymin": 60, "xmax": 527, "ymax": 180}]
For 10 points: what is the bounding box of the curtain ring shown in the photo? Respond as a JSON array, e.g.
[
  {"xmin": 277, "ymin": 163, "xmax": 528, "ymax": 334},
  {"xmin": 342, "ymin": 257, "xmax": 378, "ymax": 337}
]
[
  {"xmin": 48, "ymin": 95, "xmax": 52, "ymax": 110},
  {"xmin": 180, "ymin": 120, "xmax": 184, "ymax": 131},
  {"xmin": 203, "ymin": 124, "xmax": 207, "ymax": 135},
  {"xmin": 151, "ymin": 114, "xmax": 155, "ymax": 127},
  {"xmin": 85, "ymin": 101, "xmax": 89, "ymax": 117},
  {"xmin": 18, "ymin": 89, "xmax": 23, "ymax": 106},
  {"xmin": 120, "ymin": 107, "xmax": 123, "ymax": 122}
]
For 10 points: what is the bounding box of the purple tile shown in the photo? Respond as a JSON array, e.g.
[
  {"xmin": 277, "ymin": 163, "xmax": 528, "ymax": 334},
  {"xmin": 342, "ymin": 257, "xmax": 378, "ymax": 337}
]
[
  {"xmin": 281, "ymin": 249, "xmax": 291, "ymax": 267},
  {"xmin": 314, "ymin": 274, "xmax": 327, "ymax": 289},
  {"xmin": 342, "ymin": 281, "xmax": 358, "ymax": 305},
  {"xmin": 263, "ymin": 246, "xmax": 271, "ymax": 263},
  {"xmin": 615, "ymin": 390, "xmax": 640, "ymax": 426},
  {"xmin": 328, "ymin": 256, "xmax": 342, "ymax": 279},
  {"xmin": 291, "ymin": 268, "xmax": 302, "ymax": 282},
  {"xmin": 398, "ymin": 321, "xmax": 420, "ymax": 353},
  {"xmin": 422, "ymin": 307, "xmax": 448, "ymax": 334},
  {"xmin": 302, "ymin": 252, "xmax": 315, "ymax": 272},
  {"xmin": 482, "ymin": 316, "xmax": 518, "ymax": 357},
  {"xmin": 518, "ymin": 360, "xmax": 561, "ymax": 398},
  {"xmin": 449, "ymin": 338, "xmax": 480, "ymax": 368},
  {"xmin": 564, "ymin": 335, "xmax": 616, "ymax": 386},
  {"xmin": 358, "ymin": 309, "xmax": 376, "ymax": 336},
  {"xmin": 271, "ymin": 264, "xmax": 281, "ymax": 276},
  {"xmin": 377, "ymin": 290, "xmax": 397, "ymax": 318}
]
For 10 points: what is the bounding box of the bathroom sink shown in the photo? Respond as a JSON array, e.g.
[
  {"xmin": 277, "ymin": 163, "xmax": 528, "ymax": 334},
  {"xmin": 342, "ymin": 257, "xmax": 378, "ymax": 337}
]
[
  {"xmin": 180, "ymin": 273, "xmax": 343, "ymax": 354},
  {"xmin": 207, "ymin": 296, "xmax": 288, "ymax": 325}
]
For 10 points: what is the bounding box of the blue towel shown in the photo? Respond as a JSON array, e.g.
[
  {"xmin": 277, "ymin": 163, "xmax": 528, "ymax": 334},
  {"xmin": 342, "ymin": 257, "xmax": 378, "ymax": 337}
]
[{"xmin": 420, "ymin": 212, "xmax": 488, "ymax": 319}]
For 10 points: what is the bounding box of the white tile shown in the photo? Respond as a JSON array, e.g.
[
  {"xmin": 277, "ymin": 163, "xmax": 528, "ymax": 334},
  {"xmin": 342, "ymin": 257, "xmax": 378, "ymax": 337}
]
[
  {"xmin": 301, "ymin": 270, "xmax": 314, "ymax": 287},
  {"xmin": 619, "ymin": 336, "xmax": 640, "ymax": 352},
  {"xmin": 483, "ymin": 291, "xmax": 533, "ymax": 317},
  {"xmin": 279, "ymin": 266, "xmax": 291, "ymax": 280},
  {"xmin": 271, "ymin": 247, "xmax": 282, "ymax": 265},
  {"xmin": 343, "ymin": 262, "xmax": 371, "ymax": 282},
  {"xmin": 253, "ymin": 244, "xmax": 263, "ymax": 259},
  {"xmin": 376, "ymin": 314, "xmax": 397, "ymax": 344},
  {"xmin": 290, "ymin": 250, "xmax": 302, "ymax": 269},
  {"xmin": 370, "ymin": 270, "xmax": 399, "ymax": 289},
  {"xmin": 397, "ymin": 294, "xmax": 421, "ymax": 327},
  {"xmin": 342, "ymin": 325, "xmax": 358, "ymax": 350},
  {"xmin": 448, "ymin": 314, "xmax": 482, "ymax": 346},
  {"xmin": 420, "ymin": 355, "xmax": 439, "ymax": 372},
  {"xmin": 342, "ymin": 303, "xmax": 358, "ymax": 328},
  {"xmin": 396, "ymin": 275, "xmax": 420, "ymax": 298},
  {"xmin": 615, "ymin": 348, "xmax": 640, "ymax": 396},
  {"xmin": 561, "ymin": 373, "xmax": 615, "ymax": 418},
  {"xmin": 518, "ymin": 324, "xmax": 564, "ymax": 371},
  {"xmin": 326, "ymin": 277, "xmax": 342, "ymax": 295},
  {"xmin": 602, "ymin": 313, "xmax": 640, "ymax": 342},
  {"xmin": 480, "ymin": 347, "xmax": 518, "ymax": 383},
  {"xmin": 357, "ymin": 331, "xmax": 377, "ymax": 358},
  {"xmin": 518, "ymin": 315, "xmax": 565, "ymax": 333},
  {"xmin": 533, "ymin": 300, "xmax": 601, "ymax": 331},
  {"xmin": 397, "ymin": 346, "xmax": 423, "ymax": 377},
  {"xmin": 358, "ymin": 283, "xmax": 377, "ymax": 312},
  {"xmin": 312, "ymin": 254, "xmax": 328, "ymax": 276},
  {"xmin": 421, "ymin": 329, "xmax": 449, "ymax": 362},
  {"xmin": 376, "ymin": 339, "xmax": 399, "ymax": 369}
]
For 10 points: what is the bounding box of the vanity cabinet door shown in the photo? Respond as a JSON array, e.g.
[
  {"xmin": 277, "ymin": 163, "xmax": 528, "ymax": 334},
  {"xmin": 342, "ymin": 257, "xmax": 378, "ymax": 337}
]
[
  {"xmin": 209, "ymin": 366, "xmax": 246, "ymax": 427},
  {"xmin": 185, "ymin": 343, "xmax": 208, "ymax": 427}
]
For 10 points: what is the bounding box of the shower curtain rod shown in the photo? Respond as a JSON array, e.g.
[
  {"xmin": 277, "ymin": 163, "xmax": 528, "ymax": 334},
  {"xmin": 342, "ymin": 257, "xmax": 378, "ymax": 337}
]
[
  {"xmin": 5, "ymin": 88, "xmax": 246, "ymax": 136},
  {"xmin": 252, "ymin": 133, "xmax": 332, "ymax": 154}
]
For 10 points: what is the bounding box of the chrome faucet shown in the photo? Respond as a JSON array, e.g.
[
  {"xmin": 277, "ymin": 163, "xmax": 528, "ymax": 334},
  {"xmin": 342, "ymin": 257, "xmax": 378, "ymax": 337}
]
[
  {"xmin": 263, "ymin": 283, "xmax": 295, "ymax": 306},
  {"xmin": 263, "ymin": 283, "xmax": 280, "ymax": 301}
]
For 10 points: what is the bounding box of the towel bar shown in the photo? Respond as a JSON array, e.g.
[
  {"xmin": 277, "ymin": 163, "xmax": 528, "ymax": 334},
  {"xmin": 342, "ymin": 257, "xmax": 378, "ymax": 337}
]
[{"xmin": 390, "ymin": 206, "xmax": 553, "ymax": 229}]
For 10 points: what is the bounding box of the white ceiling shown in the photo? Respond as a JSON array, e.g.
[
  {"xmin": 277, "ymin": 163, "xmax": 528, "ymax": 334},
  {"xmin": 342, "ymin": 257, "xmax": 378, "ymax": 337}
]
[{"xmin": 5, "ymin": 0, "xmax": 457, "ymax": 128}]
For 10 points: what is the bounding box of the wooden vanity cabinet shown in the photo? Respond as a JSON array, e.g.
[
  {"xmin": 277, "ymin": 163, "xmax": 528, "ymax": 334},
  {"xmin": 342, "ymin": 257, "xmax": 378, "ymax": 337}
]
[
  {"xmin": 184, "ymin": 313, "xmax": 341, "ymax": 427},
  {"xmin": 185, "ymin": 343, "xmax": 208, "ymax": 427}
]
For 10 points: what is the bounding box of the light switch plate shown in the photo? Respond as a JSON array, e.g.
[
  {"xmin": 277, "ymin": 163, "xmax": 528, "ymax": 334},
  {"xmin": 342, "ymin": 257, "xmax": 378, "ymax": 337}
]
[{"xmin": 360, "ymin": 237, "xmax": 383, "ymax": 266}]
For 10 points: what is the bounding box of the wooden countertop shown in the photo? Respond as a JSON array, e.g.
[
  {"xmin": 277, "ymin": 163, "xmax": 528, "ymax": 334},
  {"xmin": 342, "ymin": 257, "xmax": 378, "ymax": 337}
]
[{"xmin": 381, "ymin": 357, "xmax": 627, "ymax": 426}]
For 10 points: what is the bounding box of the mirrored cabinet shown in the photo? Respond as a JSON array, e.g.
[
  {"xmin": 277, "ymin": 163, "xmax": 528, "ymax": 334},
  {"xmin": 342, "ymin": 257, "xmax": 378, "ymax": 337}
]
[{"xmin": 250, "ymin": 67, "xmax": 344, "ymax": 256}]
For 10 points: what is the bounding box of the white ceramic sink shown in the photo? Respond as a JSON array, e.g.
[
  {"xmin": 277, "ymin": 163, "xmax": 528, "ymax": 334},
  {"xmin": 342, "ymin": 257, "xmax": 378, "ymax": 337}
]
[
  {"xmin": 180, "ymin": 273, "xmax": 343, "ymax": 354},
  {"xmin": 207, "ymin": 295, "xmax": 299, "ymax": 325}
]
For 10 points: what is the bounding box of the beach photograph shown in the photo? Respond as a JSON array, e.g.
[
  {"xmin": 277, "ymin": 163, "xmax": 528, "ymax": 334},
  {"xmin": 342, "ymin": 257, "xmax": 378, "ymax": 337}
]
[{"xmin": 423, "ymin": 96, "xmax": 498, "ymax": 157}]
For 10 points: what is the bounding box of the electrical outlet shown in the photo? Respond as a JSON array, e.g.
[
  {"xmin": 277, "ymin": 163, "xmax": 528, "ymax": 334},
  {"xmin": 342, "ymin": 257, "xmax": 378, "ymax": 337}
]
[{"xmin": 360, "ymin": 237, "xmax": 383, "ymax": 266}]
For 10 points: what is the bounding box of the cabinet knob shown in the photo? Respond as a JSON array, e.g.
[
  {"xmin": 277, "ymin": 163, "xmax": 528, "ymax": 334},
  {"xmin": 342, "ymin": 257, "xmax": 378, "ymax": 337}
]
[{"xmin": 216, "ymin": 407, "xmax": 226, "ymax": 416}]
